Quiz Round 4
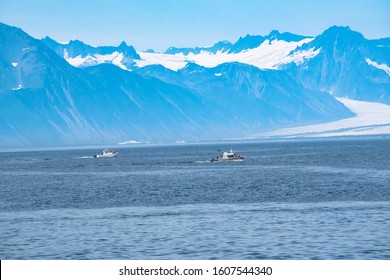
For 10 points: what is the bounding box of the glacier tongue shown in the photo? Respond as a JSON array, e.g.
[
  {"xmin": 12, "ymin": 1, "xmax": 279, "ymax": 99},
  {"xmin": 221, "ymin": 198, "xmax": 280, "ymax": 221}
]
[{"xmin": 255, "ymin": 98, "xmax": 390, "ymax": 138}]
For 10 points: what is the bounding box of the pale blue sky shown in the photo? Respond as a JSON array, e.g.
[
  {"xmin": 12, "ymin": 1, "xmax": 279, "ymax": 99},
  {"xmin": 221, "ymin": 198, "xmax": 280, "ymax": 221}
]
[{"xmin": 1, "ymin": 0, "xmax": 389, "ymax": 52}]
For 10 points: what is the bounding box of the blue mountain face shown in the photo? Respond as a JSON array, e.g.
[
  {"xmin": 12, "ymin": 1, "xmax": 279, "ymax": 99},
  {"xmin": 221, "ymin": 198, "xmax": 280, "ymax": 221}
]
[
  {"xmin": 83, "ymin": 64, "xmax": 231, "ymax": 141},
  {"xmin": 5, "ymin": 28, "xmax": 244, "ymax": 146},
  {"xmin": 135, "ymin": 62, "xmax": 353, "ymax": 130},
  {"xmin": 372, "ymin": 37, "xmax": 390, "ymax": 47},
  {"xmin": 1, "ymin": 23, "xmax": 274, "ymax": 146},
  {"xmin": 283, "ymin": 26, "xmax": 390, "ymax": 104},
  {"xmin": 1, "ymin": 23, "xmax": 135, "ymax": 146}
]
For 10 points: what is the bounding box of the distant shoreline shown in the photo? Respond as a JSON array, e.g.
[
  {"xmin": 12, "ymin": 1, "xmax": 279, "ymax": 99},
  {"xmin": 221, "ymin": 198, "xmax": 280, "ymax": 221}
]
[{"xmin": 1, "ymin": 135, "xmax": 389, "ymax": 153}]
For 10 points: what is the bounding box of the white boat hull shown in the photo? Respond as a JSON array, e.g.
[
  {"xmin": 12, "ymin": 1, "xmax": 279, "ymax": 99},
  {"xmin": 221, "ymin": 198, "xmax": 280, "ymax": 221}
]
[
  {"xmin": 210, "ymin": 149, "xmax": 244, "ymax": 162},
  {"xmin": 95, "ymin": 153, "xmax": 117, "ymax": 158},
  {"xmin": 210, "ymin": 158, "xmax": 244, "ymax": 162}
]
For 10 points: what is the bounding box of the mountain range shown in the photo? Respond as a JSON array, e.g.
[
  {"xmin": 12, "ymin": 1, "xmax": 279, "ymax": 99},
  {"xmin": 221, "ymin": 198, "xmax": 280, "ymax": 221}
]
[{"xmin": 0, "ymin": 22, "xmax": 389, "ymax": 147}]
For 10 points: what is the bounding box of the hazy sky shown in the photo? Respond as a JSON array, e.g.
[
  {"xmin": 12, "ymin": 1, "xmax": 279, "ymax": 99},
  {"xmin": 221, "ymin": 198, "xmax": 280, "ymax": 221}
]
[{"xmin": 1, "ymin": 0, "xmax": 389, "ymax": 52}]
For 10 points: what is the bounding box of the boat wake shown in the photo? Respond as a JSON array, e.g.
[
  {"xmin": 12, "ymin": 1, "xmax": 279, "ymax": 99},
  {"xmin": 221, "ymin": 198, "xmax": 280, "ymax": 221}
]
[
  {"xmin": 195, "ymin": 160, "xmax": 211, "ymax": 164},
  {"xmin": 76, "ymin": 156, "xmax": 95, "ymax": 159}
]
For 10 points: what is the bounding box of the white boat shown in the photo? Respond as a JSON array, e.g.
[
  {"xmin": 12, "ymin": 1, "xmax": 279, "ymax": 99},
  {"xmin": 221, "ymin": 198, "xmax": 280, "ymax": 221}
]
[
  {"xmin": 94, "ymin": 149, "xmax": 118, "ymax": 158},
  {"xmin": 210, "ymin": 149, "xmax": 244, "ymax": 162}
]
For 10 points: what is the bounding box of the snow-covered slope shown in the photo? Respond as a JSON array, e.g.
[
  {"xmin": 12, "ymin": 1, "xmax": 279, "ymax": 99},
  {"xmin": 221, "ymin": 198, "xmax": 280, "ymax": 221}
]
[
  {"xmin": 135, "ymin": 30, "xmax": 315, "ymax": 71},
  {"xmin": 255, "ymin": 98, "xmax": 390, "ymax": 138},
  {"xmin": 136, "ymin": 37, "xmax": 316, "ymax": 71}
]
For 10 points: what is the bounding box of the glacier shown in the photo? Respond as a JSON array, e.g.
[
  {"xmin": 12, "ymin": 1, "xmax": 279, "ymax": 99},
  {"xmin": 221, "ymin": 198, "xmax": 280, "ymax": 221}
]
[
  {"xmin": 254, "ymin": 98, "xmax": 390, "ymax": 138},
  {"xmin": 135, "ymin": 38, "xmax": 317, "ymax": 71}
]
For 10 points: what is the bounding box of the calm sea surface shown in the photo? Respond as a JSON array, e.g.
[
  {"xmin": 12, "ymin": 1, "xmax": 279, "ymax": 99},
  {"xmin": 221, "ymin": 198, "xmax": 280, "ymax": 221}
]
[{"xmin": 1, "ymin": 139, "xmax": 390, "ymax": 259}]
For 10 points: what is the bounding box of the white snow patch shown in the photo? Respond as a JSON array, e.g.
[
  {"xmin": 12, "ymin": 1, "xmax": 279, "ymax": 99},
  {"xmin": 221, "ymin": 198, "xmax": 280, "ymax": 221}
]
[
  {"xmin": 108, "ymin": 52, "xmax": 127, "ymax": 70},
  {"xmin": 254, "ymin": 98, "xmax": 390, "ymax": 138},
  {"xmin": 64, "ymin": 50, "xmax": 87, "ymax": 67},
  {"xmin": 12, "ymin": 84, "xmax": 23, "ymax": 90},
  {"xmin": 65, "ymin": 55, "xmax": 91, "ymax": 67},
  {"xmin": 64, "ymin": 50, "xmax": 128, "ymax": 70},
  {"xmin": 12, "ymin": 62, "xmax": 18, "ymax": 67},
  {"xmin": 136, "ymin": 52, "xmax": 188, "ymax": 71},
  {"xmin": 366, "ymin": 58, "xmax": 390, "ymax": 76},
  {"xmin": 118, "ymin": 140, "xmax": 142, "ymax": 145}
]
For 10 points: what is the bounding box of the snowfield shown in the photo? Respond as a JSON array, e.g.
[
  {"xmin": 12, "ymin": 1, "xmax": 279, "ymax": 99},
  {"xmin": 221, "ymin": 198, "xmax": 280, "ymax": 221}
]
[
  {"xmin": 254, "ymin": 97, "xmax": 390, "ymax": 138},
  {"xmin": 135, "ymin": 52, "xmax": 188, "ymax": 71},
  {"xmin": 136, "ymin": 38, "xmax": 315, "ymax": 71}
]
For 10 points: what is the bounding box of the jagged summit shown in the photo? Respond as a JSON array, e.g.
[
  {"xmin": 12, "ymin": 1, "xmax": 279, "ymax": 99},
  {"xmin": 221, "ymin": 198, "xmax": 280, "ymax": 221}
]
[
  {"xmin": 267, "ymin": 30, "xmax": 311, "ymax": 42},
  {"xmin": 228, "ymin": 34, "xmax": 265, "ymax": 53},
  {"xmin": 118, "ymin": 41, "xmax": 128, "ymax": 47},
  {"xmin": 317, "ymin": 25, "xmax": 365, "ymax": 43},
  {"xmin": 294, "ymin": 25, "xmax": 369, "ymax": 56},
  {"xmin": 42, "ymin": 36, "xmax": 60, "ymax": 44},
  {"xmin": 41, "ymin": 36, "xmax": 141, "ymax": 67},
  {"xmin": 164, "ymin": 40, "xmax": 233, "ymax": 55},
  {"xmin": 324, "ymin": 25, "xmax": 353, "ymax": 33}
]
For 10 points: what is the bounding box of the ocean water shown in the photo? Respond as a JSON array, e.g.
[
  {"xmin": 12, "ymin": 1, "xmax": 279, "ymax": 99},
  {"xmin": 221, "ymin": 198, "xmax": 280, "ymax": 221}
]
[{"xmin": 0, "ymin": 139, "xmax": 390, "ymax": 259}]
